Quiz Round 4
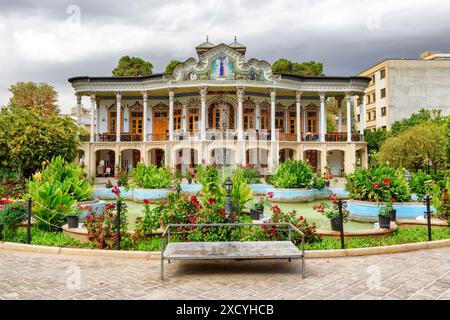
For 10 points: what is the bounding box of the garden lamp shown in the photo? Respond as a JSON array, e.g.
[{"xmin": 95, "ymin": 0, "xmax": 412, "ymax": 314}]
[{"xmin": 224, "ymin": 177, "xmax": 233, "ymax": 218}]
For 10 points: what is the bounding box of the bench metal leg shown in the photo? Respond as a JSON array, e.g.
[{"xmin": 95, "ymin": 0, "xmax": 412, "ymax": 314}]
[
  {"xmin": 168, "ymin": 259, "xmax": 171, "ymax": 264},
  {"xmin": 288, "ymin": 258, "xmax": 291, "ymax": 263},
  {"xmin": 301, "ymin": 257, "xmax": 305, "ymax": 279},
  {"xmin": 161, "ymin": 258, "xmax": 164, "ymax": 281}
]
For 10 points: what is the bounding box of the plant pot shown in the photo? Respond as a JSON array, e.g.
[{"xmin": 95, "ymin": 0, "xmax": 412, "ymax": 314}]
[
  {"xmin": 389, "ymin": 209, "xmax": 397, "ymax": 221},
  {"xmin": 117, "ymin": 180, "xmax": 122, "ymax": 187},
  {"xmin": 378, "ymin": 215, "xmax": 391, "ymax": 229},
  {"xmin": 330, "ymin": 216, "xmax": 342, "ymax": 232},
  {"xmin": 325, "ymin": 181, "xmax": 330, "ymax": 187},
  {"xmin": 187, "ymin": 178, "xmax": 192, "ymax": 184},
  {"xmin": 67, "ymin": 215, "xmax": 79, "ymax": 229},
  {"xmin": 250, "ymin": 209, "xmax": 263, "ymax": 220}
]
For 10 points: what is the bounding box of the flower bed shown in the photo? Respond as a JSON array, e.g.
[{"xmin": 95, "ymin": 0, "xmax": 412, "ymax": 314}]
[{"xmin": 266, "ymin": 187, "xmax": 348, "ymax": 203}]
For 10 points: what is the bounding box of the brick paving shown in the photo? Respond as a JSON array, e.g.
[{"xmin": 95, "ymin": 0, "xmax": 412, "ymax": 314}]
[{"xmin": 0, "ymin": 247, "xmax": 449, "ymax": 300}]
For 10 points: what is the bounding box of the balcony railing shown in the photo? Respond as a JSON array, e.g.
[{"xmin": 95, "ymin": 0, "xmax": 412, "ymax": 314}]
[{"xmin": 82, "ymin": 131, "xmax": 364, "ymax": 143}]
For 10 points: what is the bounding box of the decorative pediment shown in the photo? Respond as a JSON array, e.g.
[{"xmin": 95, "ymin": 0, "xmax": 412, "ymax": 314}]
[
  {"xmin": 171, "ymin": 43, "xmax": 273, "ymax": 82},
  {"xmin": 153, "ymin": 102, "xmax": 168, "ymax": 110},
  {"xmin": 129, "ymin": 101, "xmax": 143, "ymax": 110},
  {"xmin": 305, "ymin": 103, "xmax": 318, "ymax": 110}
]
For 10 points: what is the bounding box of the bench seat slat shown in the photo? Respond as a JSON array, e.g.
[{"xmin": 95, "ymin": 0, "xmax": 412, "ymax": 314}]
[{"xmin": 163, "ymin": 241, "xmax": 303, "ymax": 260}]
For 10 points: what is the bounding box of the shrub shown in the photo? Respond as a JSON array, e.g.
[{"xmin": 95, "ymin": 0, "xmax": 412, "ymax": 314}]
[
  {"xmin": 236, "ymin": 166, "xmax": 260, "ymax": 184},
  {"xmin": 27, "ymin": 181, "xmax": 76, "ymax": 231},
  {"xmin": 312, "ymin": 173, "xmax": 326, "ymax": 190},
  {"xmin": 84, "ymin": 202, "xmax": 128, "ymax": 249},
  {"xmin": 129, "ymin": 163, "xmax": 172, "ymax": 189},
  {"xmin": 345, "ymin": 165, "xmax": 410, "ymax": 202},
  {"xmin": 409, "ymin": 171, "xmax": 434, "ymax": 199},
  {"xmin": 431, "ymin": 180, "xmax": 450, "ymax": 222},
  {"xmin": 0, "ymin": 199, "xmax": 27, "ymax": 239},
  {"xmin": 271, "ymin": 160, "xmax": 313, "ymax": 189},
  {"xmin": 37, "ymin": 156, "xmax": 93, "ymax": 202}
]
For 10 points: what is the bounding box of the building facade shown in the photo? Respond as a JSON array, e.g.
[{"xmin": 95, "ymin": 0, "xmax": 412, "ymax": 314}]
[
  {"xmin": 355, "ymin": 51, "xmax": 450, "ymax": 131},
  {"xmin": 69, "ymin": 39, "xmax": 370, "ymax": 178}
]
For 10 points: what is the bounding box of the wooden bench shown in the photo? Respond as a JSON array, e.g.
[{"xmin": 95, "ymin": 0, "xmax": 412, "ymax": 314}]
[{"xmin": 160, "ymin": 223, "xmax": 305, "ymax": 280}]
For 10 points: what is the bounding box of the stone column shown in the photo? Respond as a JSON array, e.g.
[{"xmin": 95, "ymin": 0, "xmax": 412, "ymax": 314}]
[
  {"xmin": 116, "ymin": 92, "xmax": 122, "ymax": 142},
  {"xmin": 255, "ymin": 102, "xmax": 260, "ymax": 130},
  {"xmin": 337, "ymin": 96, "xmax": 343, "ymax": 132},
  {"xmin": 270, "ymin": 89, "xmax": 276, "ymax": 141},
  {"xmin": 76, "ymin": 94, "xmax": 82, "ymax": 127},
  {"xmin": 346, "ymin": 92, "xmax": 352, "ymax": 142},
  {"xmin": 302, "ymin": 106, "xmax": 307, "ymax": 138},
  {"xmin": 168, "ymin": 89, "xmax": 174, "ymax": 141},
  {"xmin": 237, "ymin": 87, "xmax": 245, "ymax": 140},
  {"xmin": 200, "ymin": 86, "xmax": 207, "ymax": 140},
  {"xmin": 359, "ymin": 94, "xmax": 365, "ymax": 136},
  {"xmin": 319, "ymin": 92, "xmax": 326, "ymax": 142},
  {"xmin": 90, "ymin": 93, "xmax": 96, "ymax": 142},
  {"xmin": 143, "ymin": 91, "xmax": 148, "ymax": 142},
  {"xmin": 284, "ymin": 108, "xmax": 289, "ymax": 134},
  {"xmin": 296, "ymin": 91, "xmax": 302, "ymax": 142}
]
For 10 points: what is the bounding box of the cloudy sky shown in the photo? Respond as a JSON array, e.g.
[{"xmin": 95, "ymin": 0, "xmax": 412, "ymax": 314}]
[{"xmin": 1, "ymin": 0, "xmax": 450, "ymax": 113}]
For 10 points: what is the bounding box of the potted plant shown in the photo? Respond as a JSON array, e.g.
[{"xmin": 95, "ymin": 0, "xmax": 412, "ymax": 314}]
[
  {"xmin": 66, "ymin": 207, "xmax": 82, "ymax": 229},
  {"xmin": 118, "ymin": 170, "xmax": 128, "ymax": 187},
  {"xmin": 314, "ymin": 195, "xmax": 349, "ymax": 232},
  {"xmin": 250, "ymin": 192, "xmax": 273, "ymax": 220},
  {"xmin": 105, "ymin": 179, "xmax": 113, "ymax": 188},
  {"xmin": 186, "ymin": 168, "xmax": 195, "ymax": 184},
  {"xmin": 378, "ymin": 202, "xmax": 392, "ymax": 229}
]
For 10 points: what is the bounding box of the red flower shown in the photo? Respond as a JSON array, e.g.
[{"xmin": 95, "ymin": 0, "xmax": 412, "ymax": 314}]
[
  {"xmin": 267, "ymin": 191, "xmax": 274, "ymax": 199},
  {"xmin": 298, "ymin": 216, "xmax": 304, "ymax": 221},
  {"xmin": 208, "ymin": 197, "xmax": 216, "ymax": 204},
  {"xmin": 143, "ymin": 199, "xmax": 150, "ymax": 204},
  {"xmin": 271, "ymin": 205, "xmax": 281, "ymax": 214},
  {"xmin": 372, "ymin": 183, "xmax": 379, "ymax": 189},
  {"xmin": 218, "ymin": 209, "xmax": 226, "ymax": 216},
  {"xmin": 383, "ymin": 178, "xmax": 392, "ymax": 185},
  {"xmin": 111, "ymin": 186, "xmax": 121, "ymax": 196}
]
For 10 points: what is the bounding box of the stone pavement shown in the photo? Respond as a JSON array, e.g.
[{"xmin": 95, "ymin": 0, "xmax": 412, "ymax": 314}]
[{"xmin": 0, "ymin": 247, "xmax": 449, "ymax": 300}]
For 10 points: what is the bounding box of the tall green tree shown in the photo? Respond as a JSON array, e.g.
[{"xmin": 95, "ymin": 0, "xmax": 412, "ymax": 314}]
[
  {"xmin": 165, "ymin": 60, "xmax": 182, "ymax": 73},
  {"xmin": 112, "ymin": 55, "xmax": 153, "ymax": 76},
  {"xmin": 272, "ymin": 58, "xmax": 324, "ymax": 76},
  {"xmin": 391, "ymin": 108, "xmax": 444, "ymax": 135},
  {"xmin": 0, "ymin": 108, "xmax": 79, "ymax": 177},
  {"xmin": 8, "ymin": 82, "xmax": 60, "ymax": 115},
  {"xmin": 375, "ymin": 122, "xmax": 447, "ymax": 171}
]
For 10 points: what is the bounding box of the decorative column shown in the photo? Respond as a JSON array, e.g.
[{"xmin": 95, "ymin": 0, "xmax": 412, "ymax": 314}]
[
  {"xmin": 115, "ymin": 92, "xmax": 122, "ymax": 142},
  {"xmin": 89, "ymin": 93, "xmax": 96, "ymax": 142},
  {"xmin": 237, "ymin": 87, "xmax": 245, "ymax": 140},
  {"xmin": 359, "ymin": 94, "xmax": 365, "ymax": 136},
  {"xmin": 148, "ymin": 103, "xmax": 153, "ymax": 141},
  {"xmin": 200, "ymin": 87, "xmax": 207, "ymax": 140},
  {"xmin": 346, "ymin": 92, "xmax": 352, "ymax": 142},
  {"xmin": 284, "ymin": 108, "xmax": 289, "ymax": 134},
  {"xmin": 302, "ymin": 106, "xmax": 307, "ymax": 138},
  {"xmin": 182, "ymin": 103, "xmax": 187, "ymax": 132},
  {"xmin": 143, "ymin": 92, "xmax": 148, "ymax": 142},
  {"xmin": 319, "ymin": 92, "xmax": 326, "ymax": 142},
  {"xmin": 270, "ymin": 89, "xmax": 276, "ymax": 141},
  {"xmin": 168, "ymin": 89, "xmax": 174, "ymax": 141},
  {"xmin": 296, "ymin": 91, "xmax": 302, "ymax": 142},
  {"xmin": 337, "ymin": 96, "xmax": 343, "ymax": 132},
  {"xmin": 255, "ymin": 102, "xmax": 260, "ymax": 130},
  {"xmin": 76, "ymin": 94, "xmax": 82, "ymax": 127}
]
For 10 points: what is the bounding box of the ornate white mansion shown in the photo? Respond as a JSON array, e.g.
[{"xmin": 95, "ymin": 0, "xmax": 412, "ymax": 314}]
[{"xmin": 69, "ymin": 39, "xmax": 369, "ymax": 178}]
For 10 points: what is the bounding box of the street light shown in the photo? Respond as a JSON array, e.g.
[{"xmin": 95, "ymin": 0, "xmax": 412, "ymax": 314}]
[{"xmin": 224, "ymin": 177, "xmax": 233, "ymax": 219}]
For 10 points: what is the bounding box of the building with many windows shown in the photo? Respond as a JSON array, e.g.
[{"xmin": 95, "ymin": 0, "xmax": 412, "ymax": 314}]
[
  {"xmin": 69, "ymin": 39, "xmax": 370, "ymax": 178},
  {"xmin": 355, "ymin": 51, "xmax": 450, "ymax": 131}
]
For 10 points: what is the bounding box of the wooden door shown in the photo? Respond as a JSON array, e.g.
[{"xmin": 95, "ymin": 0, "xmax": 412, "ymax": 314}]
[
  {"xmin": 153, "ymin": 110, "xmax": 168, "ymax": 140},
  {"xmin": 130, "ymin": 111, "xmax": 143, "ymax": 140},
  {"xmin": 260, "ymin": 109, "xmax": 270, "ymax": 130},
  {"xmin": 306, "ymin": 110, "xmax": 318, "ymax": 133},
  {"xmin": 243, "ymin": 108, "xmax": 255, "ymax": 130},
  {"xmin": 173, "ymin": 109, "xmax": 182, "ymax": 131},
  {"xmin": 188, "ymin": 109, "xmax": 199, "ymax": 133},
  {"xmin": 275, "ymin": 111, "xmax": 285, "ymax": 133},
  {"xmin": 288, "ymin": 110, "xmax": 296, "ymax": 134}
]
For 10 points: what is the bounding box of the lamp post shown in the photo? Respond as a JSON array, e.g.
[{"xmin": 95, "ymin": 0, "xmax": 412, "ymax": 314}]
[
  {"xmin": 404, "ymin": 169, "xmax": 411, "ymax": 184},
  {"xmin": 224, "ymin": 177, "xmax": 233, "ymax": 220}
]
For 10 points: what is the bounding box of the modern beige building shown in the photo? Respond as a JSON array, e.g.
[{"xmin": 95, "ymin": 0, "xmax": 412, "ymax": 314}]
[
  {"xmin": 69, "ymin": 39, "xmax": 370, "ymax": 178},
  {"xmin": 355, "ymin": 51, "xmax": 450, "ymax": 131}
]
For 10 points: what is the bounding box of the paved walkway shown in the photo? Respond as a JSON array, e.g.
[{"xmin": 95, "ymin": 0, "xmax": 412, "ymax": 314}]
[{"xmin": 0, "ymin": 248, "xmax": 449, "ymax": 300}]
